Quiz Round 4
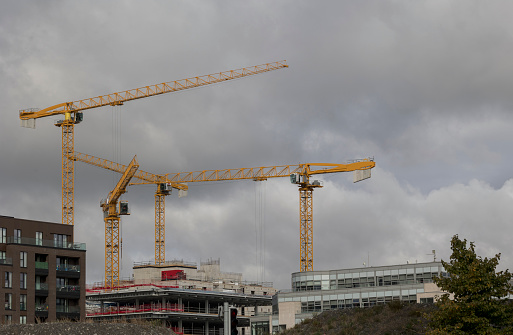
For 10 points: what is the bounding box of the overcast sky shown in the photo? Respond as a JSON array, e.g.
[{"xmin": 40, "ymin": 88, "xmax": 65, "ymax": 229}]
[{"xmin": 2, "ymin": 1, "xmax": 513, "ymax": 289}]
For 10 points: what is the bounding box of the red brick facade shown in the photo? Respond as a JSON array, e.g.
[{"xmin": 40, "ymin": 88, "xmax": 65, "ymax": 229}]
[{"xmin": 0, "ymin": 216, "xmax": 86, "ymax": 324}]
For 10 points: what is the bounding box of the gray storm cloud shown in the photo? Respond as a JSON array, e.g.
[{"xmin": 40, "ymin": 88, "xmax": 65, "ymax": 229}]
[{"xmin": 1, "ymin": 1, "xmax": 513, "ymax": 289}]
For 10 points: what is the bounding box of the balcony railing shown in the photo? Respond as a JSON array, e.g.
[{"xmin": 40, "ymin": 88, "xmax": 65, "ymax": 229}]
[
  {"xmin": 36, "ymin": 283, "xmax": 49, "ymax": 290},
  {"xmin": 56, "ymin": 305, "xmax": 80, "ymax": 313},
  {"xmin": 5, "ymin": 237, "xmax": 86, "ymax": 250},
  {"xmin": 57, "ymin": 285, "xmax": 80, "ymax": 293},
  {"xmin": 56, "ymin": 264, "xmax": 80, "ymax": 272},
  {"xmin": 0, "ymin": 258, "xmax": 13, "ymax": 265},
  {"xmin": 35, "ymin": 261, "xmax": 49, "ymax": 270},
  {"xmin": 35, "ymin": 304, "xmax": 48, "ymax": 312}
]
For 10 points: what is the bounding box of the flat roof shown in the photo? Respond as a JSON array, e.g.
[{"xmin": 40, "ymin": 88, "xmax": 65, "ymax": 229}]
[
  {"xmin": 87, "ymin": 286, "xmax": 272, "ymax": 306},
  {"xmin": 291, "ymin": 261, "xmax": 443, "ymax": 277}
]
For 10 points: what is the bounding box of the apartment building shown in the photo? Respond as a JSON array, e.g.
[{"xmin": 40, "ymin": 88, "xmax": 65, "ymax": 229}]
[
  {"xmin": 87, "ymin": 258, "xmax": 274, "ymax": 334},
  {"xmin": 0, "ymin": 215, "xmax": 86, "ymax": 324}
]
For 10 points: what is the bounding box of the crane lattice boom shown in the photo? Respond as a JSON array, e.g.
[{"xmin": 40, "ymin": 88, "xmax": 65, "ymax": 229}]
[
  {"xmin": 162, "ymin": 160, "xmax": 375, "ymax": 183},
  {"xmin": 19, "ymin": 61, "xmax": 288, "ymax": 120},
  {"xmin": 74, "ymin": 151, "xmax": 375, "ymax": 185},
  {"xmin": 72, "ymin": 152, "xmax": 375, "ymax": 272},
  {"xmin": 19, "ymin": 60, "xmax": 286, "ymax": 226}
]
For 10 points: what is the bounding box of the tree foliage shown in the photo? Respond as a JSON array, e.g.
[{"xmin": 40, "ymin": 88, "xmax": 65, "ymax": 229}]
[{"xmin": 428, "ymin": 235, "xmax": 513, "ymax": 334}]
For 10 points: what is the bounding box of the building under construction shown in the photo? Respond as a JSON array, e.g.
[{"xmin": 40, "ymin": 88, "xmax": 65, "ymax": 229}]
[{"xmin": 86, "ymin": 258, "xmax": 275, "ymax": 335}]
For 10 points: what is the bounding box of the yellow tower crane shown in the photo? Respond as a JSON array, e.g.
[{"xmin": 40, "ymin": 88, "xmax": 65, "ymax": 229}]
[
  {"xmin": 100, "ymin": 155, "xmax": 139, "ymax": 288},
  {"xmin": 72, "ymin": 152, "xmax": 186, "ymax": 267},
  {"xmin": 72, "ymin": 152, "xmax": 375, "ymax": 272},
  {"xmin": 18, "ymin": 60, "xmax": 289, "ymax": 226}
]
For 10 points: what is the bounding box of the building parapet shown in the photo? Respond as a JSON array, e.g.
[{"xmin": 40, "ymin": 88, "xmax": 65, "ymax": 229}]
[
  {"xmin": 133, "ymin": 259, "xmax": 197, "ymax": 268},
  {"xmin": 5, "ymin": 236, "xmax": 86, "ymax": 250},
  {"xmin": 240, "ymin": 281, "xmax": 274, "ymax": 288},
  {"xmin": 86, "ymin": 282, "xmax": 274, "ymax": 297},
  {"xmin": 214, "ymin": 271, "xmax": 243, "ymax": 278}
]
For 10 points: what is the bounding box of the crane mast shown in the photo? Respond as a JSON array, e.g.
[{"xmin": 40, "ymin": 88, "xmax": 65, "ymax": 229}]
[
  {"xmin": 72, "ymin": 152, "xmax": 186, "ymax": 267},
  {"xmin": 19, "ymin": 60, "xmax": 288, "ymax": 226},
  {"xmin": 298, "ymin": 175, "xmax": 319, "ymax": 272},
  {"xmin": 72, "ymin": 152, "xmax": 375, "ymax": 273},
  {"xmin": 60, "ymin": 120, "xmax": 76, "ymax": 225},
  {"xmin": 100, "ymin": 155, "xmax": 139, "ymax": 288}
]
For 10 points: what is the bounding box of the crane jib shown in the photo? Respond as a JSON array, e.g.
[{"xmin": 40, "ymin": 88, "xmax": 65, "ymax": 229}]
[{"xmin": 18, "ymin": 60, "xmax": 288, "ymax": 120}]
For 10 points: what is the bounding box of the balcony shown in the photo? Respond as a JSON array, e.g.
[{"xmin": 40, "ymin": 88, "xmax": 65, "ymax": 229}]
[
  {"xmin": 56, "ymin": 264, "xmax": 80, "ymax": 272},
  {"xmin": 56, "ymin": 305, "xmax": 81, "ymax": 313},
  {"xmin": 56, "ymin": 264, "xmax": 81, "ymax": 279},
  {"xmin": 57, "ymin": 285, "xmax": 80, "ymax": 299},
  {"xmin": 57, "ymin": 285, "xmax": 80, "ymax": 292},
  {"xmin": 5, "ymin": 237, "xmax": 86, "ymax": 250},
  {"xmin": 36, "ymin": 283, "xmax": 48, "ymax": 290},
  {"xmin": 56, "ymin": 305, "xmax": 81, "ymax": 320},
  {"xmin": 35, "ymin": 261, "xmax": 49, "ymax": 276},
  {"xmin": 35, "ymin": 304, "xmax": 48, "ymax": 318},
  {"xmin": 36, "ymin": 283, "xmax": 49, "ymax": 297},
  {"xmin": 0, "ymin": 258, "xmax": 13, "ymax": 266},
  {"xmin": 36, "ymin": 261, "xmax": 49, "ymax": 269}
]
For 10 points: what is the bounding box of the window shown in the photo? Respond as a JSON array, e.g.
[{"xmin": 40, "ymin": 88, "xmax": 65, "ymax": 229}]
[
  {"xmin": 56, "ymin": 298, "xmax": 68, "ymax": 313},
  {"xmin": 14, "ymin": 229, "xmax": 21, "ymax": 243},
  {"xmin": 57, "ymin": 256, "xmax": 67, "ymax": 268},
  {"xmin": 20, "ymin": 252, "xmax": 27, "ymax": 268},
  {"xmin": 0, "ymin": 251, "xmax": 5, "ymax": 261},
  {"xmin": 36, "ymin": 231, "xmax": 43, "ymax": 246},
  {"xmin": 0, "ymin": 228, "xmax": 6, "ymax": 243},
  {"xmin": 20, "ymin": 273, "xmax": 27, "ymax": 289},
  {"xmin": 20, "ymin": 294, "xmax": 26, "ymax": 311},
  {"xmin": 54, "ymin": 234, "xmax": 67, "ymax": 248},
  {"xmin": 4, "ymin": 293, "xmax": 12, "ymax": 310},
  {"xmin": 56, "ymin": 277, "xmax": 67, "ymax": 288},
  {"xmin": 4, "ymin": 272, "xmax": 12, "ymax": 288},
  {"xmin": 36, "ymin": 276, "xmax": 47, "ymax": 290},
  {"xmin": 20, "ymin": 315, "xmax": 26, "ymax": 324},
  {"xmin": 4, "ymin": 315, "xmax": 11, "ymax": 324}
]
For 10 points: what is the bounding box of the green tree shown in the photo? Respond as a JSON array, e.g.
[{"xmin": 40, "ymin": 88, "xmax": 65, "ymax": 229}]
[{"xmin": 428, "ymin": 235, "xmax": 513, "ymax": 334}]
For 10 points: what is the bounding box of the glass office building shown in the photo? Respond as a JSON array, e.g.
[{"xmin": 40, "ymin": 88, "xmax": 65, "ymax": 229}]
[{"xmin": 268, "ymin": 261, "xmax": 444, "ymax": 332}]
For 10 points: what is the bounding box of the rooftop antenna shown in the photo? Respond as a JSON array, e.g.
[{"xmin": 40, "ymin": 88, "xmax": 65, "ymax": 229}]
[
  {"xmin": 363, "ymin": 252, "xmax": 370, "ymax": 267},
  {"xmin": 427, "ymin": 250, "xmax": 436, "ymax": 262}
]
